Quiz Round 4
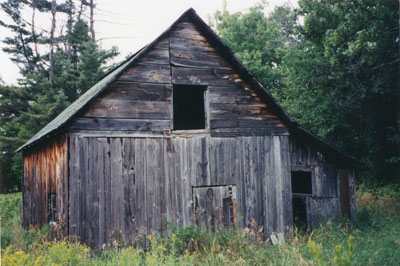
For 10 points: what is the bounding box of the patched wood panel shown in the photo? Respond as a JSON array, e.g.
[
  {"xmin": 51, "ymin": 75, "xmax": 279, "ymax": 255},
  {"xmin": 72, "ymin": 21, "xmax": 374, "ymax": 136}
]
[{"xmin": 193, "ymin": 185, "xmax": 237, "ymax": 230}]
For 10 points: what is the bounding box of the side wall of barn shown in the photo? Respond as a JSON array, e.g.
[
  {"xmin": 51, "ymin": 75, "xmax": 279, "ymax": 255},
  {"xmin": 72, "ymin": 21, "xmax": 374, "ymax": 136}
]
[
  {"xmin": 22, "ymin": 134, "xmax": 68, "ymax": 235},
  {"xmin": 289, "ymin": 137, "xmax": 356, "ymax": 228},
  {"xmin": 67, "ymin": 135, "xmax": 292, "ymax": 248}
]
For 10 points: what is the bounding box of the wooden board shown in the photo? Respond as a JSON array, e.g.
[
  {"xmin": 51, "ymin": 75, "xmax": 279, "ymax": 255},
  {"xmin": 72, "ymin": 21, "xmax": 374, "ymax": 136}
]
[
  {"xmin": 83, "ymin": 99, "xmax": 172, "ymax": 120},
  {"xmin": 119, "ymin": 63, "xmax": 171, "ymax": 84},
  {"xmin": 70, "ymin": 118, "xmax": 171, "ymax": 131},
  {"xmin": 172, "ymin": 67, "xmax": 240, "ymax": 86},
  {"xmin": 170, "ymin": 49, "xmax": 230, "ymax": 69},
  {"xmin": 99, "ymin": 82, "xmax": 172, "ymax": 102},
  {"xmin": 138, "ymin": 48, "xmax": 169, "ymax": 65}
]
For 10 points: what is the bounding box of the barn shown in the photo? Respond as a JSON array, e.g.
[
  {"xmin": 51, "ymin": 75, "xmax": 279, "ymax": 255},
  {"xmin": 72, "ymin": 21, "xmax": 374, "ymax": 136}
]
[{"xmin": 18, "ymin": 8, "xmax": 358, "ymax": 248}]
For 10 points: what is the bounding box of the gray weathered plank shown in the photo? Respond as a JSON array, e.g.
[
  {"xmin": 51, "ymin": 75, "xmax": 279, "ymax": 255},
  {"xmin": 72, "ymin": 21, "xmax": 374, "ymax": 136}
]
[
  {"xmin": 134, "ymin": 139, "xmax": 147, "ymax": 236},
  {"xmin": 138, "ymin": 48, "xmax": 169, "ymax": 65},
  {"xmin": 110, "ymin": 138, "xmax": 123, "ymax": 241},
  {"xmin": 211, "ymin": 127, "xmax": 289, "ymax": 137},
  {"xmin": 170, "ymin": 49, "xmax": 231, "ymax": 69},
  {"xmin": 279, "ymin": 136, "xmax": 292, "ymax": 232},
  {"xmin": 169, "ymin": 36, "xmax": 216, "ymax": 53},
  {"xmin": 70, "ymin": 118, "xmax": 172, "ymax": 131},
  {"xmin": 210, "ymin": 118, "xmax": 285, "ymax": 129},
  {"xmin": 99, "ymin": 82, "xmax": 172, "ymax": 102},
  {"xmin": 119, "ymin": 63, "xmax": 171, "ymax": 83},
  {"xmin": 172, "ymin": 67, "xmax": 240, "ymax": 86},
  {"xmin": 83, "ymin": 99, "xmax": 172, "ymax": 120}
]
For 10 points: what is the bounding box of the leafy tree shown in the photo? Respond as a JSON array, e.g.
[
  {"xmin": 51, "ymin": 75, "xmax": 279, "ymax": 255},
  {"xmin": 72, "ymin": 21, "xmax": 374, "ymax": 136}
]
[
  {"xmin": 212, "ymin": 0, "xmax": 399, "ymax": 181},
  {"xmin": 210, "ymin": 1, "xmax": 295, "ymax": 95},
  {"xmin": 282, "ymin": 0, "xmax": 399, "ymax": 181}
]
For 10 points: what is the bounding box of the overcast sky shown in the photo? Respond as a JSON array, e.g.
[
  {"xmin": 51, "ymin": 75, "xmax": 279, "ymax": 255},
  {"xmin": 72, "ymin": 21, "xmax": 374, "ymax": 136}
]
[{"xmin": 0, "ymin": 0, "xmax": 298, "ymax": 85}]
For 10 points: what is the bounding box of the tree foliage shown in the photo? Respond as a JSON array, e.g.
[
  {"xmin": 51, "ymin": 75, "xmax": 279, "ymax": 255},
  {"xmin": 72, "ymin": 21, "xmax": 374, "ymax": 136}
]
[
  {"xmin": 0, "ymin": 0, "xmax": 118, "ymax": 192},
  {"xmin": 212, "ymin": 0, "xmax": 399, "ymax": 181}
]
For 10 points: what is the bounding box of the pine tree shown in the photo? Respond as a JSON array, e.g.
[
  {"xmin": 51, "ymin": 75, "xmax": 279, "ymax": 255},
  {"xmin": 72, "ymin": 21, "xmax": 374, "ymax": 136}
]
[{"xmin": 0, "ymin": 1, "xmax": 119, "ymax": 192}]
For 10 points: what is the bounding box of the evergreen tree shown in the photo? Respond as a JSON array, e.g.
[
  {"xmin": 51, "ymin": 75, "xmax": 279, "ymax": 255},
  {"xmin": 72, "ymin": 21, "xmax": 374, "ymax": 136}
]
[{"xmin": 0, "ymin": 1, "xmax": 118, "ymax": 192}]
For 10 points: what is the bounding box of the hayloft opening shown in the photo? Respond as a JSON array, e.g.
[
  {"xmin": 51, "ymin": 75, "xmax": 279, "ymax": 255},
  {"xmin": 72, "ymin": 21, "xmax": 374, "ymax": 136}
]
[{"xmin": 173, "ymin": 85, "xmax": 207, "ymax": 130}]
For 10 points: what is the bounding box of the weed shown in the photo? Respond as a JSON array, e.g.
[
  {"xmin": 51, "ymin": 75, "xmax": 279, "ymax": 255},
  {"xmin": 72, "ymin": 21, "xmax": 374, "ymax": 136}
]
[{"xmin": 1, "ymin": 187, "xmax": 399, "ymax": 265}]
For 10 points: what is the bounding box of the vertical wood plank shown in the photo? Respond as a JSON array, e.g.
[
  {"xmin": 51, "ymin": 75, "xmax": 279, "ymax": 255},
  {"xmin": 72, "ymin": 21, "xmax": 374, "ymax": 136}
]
[
  {"xmin": 266, "ymin": 136, "xmax": 277, "ymax": 234},
  {"xmin": 97, "ymin": 138, "xmax": 105, "ymax": 246},
  {"xmin": 173, "ymin": 139, "xmax": 183, "ymax": 226},
  {"xmin": 78, "ymin": 137, "xmax": 88, "ymax": 244},
  {"xmin": 279, "ymin": 136, "xmax": 292, "ymax": 232},
  {"xmin": 145, "ymin": 139, "xmax": 155, "ymax": 234},
  {"xmin": 134, "ymin": 138, "xmax": 147, "ymax": 236},
  {"xmin": 104, "ymin": 138, "xmax": 112, "ymax": 244},
  {"xmin": 110, "ymin": 138, "xmax": 123, "ymax": 240},
  {"xmin": 181, "ymin": 138, "xmax": 190, "ymax": 227},
  {"xmin": 68, "ymin": 137, "xmax": 77, "ymax": 241},
  {"xmin": 273, "ymin": 136, "xmax": 284, "ymax": 233},
  {"xmin": 164, "ymin": 138, "xmax": 176, "ymax": 227}
]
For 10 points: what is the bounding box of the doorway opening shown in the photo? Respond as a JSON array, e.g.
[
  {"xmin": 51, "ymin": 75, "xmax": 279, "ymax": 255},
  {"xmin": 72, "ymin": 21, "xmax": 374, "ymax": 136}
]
[{"xmin": 291, "ymin": 171, "xmax": 312, "ymax": 229}]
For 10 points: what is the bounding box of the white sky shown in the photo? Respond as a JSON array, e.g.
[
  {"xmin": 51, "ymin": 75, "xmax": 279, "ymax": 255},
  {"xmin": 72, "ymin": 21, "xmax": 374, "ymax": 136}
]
[{"xmin": 0, "ymin": 0, "xmax": 298, "ymax": 85}]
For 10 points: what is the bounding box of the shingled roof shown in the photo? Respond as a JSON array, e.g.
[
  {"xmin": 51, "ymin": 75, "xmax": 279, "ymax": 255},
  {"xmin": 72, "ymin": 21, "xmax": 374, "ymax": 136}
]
[{"xmin": 17, "ymin": 8, "xmax": 360, "ymax": 168}]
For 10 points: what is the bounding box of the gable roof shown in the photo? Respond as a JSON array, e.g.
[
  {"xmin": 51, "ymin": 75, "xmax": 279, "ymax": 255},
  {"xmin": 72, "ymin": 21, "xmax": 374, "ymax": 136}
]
[{"xmin": 17, "ymin": 8, "xmax": 360, "ymax": 168}]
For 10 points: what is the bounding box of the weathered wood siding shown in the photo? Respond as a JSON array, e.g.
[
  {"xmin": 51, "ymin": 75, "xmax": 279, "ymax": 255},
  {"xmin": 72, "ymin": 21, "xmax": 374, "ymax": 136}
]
[
  {"xmin": 70, "ymin": 20, "xmax": 287, "ymax": 136},
  {"xmin": 68, "ymin": 135, "xmax": 291, "ymax": 248},
  {"xmin": 22, "ymin": 134, "xmax": 68, "ymax": 234},
  {"xmin": 289, "ymin": 138, "xmax": 356, "ymax": 227}
]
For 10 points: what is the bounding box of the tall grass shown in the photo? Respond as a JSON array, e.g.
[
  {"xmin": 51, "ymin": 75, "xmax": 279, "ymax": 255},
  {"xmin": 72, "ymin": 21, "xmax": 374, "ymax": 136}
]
[{"xmin": 1, "ymin": 186, "xmax": 399, "ymax": 265}]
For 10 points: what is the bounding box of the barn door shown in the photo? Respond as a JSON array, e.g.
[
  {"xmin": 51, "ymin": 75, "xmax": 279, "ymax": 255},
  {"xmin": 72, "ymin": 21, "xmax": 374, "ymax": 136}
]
[
  {"xmin": 193, "ymin": 185, "xmax": 237, "ymax": 230},
  {"xmin": 339, "ymin": 170, "xmax": 351, "ymax": 217}
]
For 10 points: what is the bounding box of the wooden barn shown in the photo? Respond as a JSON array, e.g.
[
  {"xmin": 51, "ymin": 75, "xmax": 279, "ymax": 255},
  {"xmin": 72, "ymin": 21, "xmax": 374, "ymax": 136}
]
[{"xmin": 18, "ymin": 8, "xmax": 358, "ymax": 248}]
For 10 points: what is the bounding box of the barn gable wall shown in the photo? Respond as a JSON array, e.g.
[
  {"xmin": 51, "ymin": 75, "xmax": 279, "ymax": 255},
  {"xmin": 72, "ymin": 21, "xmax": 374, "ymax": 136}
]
[
  {"xmin": 22, "ymin": 134, "xmax": 68, "ymax": 235},
  {"xmin": 69, "ymin": 20, "xmax": 287, "ymax": 136}
]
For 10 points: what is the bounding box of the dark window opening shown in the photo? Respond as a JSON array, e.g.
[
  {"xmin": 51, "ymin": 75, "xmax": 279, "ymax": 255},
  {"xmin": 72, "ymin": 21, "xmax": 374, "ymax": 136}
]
[
  {"xmin": 48, "ymin": 193, "xmax": 57, "ymax": 223},
  {"xmin": 291, "ymin": 171, "xmax": 312, "ymax": 195},
  {"xmin": 223, "ymin": 196, "xmax": 234, "ymax": 228},
  {"xmin": 292, "ymin": 196, "xmax": 307, "ymax": 229},
  {"xmin": 173, "ymin": 85, "xmax": 207, "ymax": 130}
]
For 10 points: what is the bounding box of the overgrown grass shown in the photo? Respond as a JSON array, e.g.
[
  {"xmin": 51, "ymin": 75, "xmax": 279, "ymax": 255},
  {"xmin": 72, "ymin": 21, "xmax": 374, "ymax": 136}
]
[{"xmin": 1, "ymin": 186, "xmax": 399, "ymax": 265}]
